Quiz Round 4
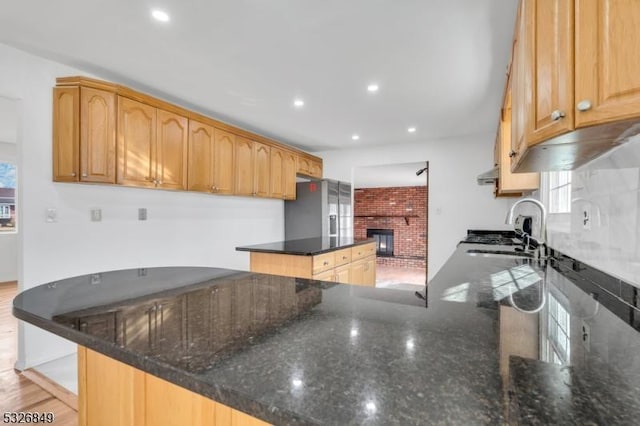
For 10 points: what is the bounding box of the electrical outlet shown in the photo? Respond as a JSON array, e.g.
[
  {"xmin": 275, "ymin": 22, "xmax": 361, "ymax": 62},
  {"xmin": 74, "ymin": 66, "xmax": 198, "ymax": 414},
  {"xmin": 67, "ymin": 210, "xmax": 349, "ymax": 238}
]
[
  {"xmin": 138, "ymin": 208, "xmax": 147, "ymax": 221},
  {"xmin": 90, "ymin": 208, "xmax": 102, "ymax": 222},
  {"xmin": 582, "ymin": 320, "xmax": 591, "ymax": 352},
  {"xmin": 582, "ymin": 206, "xmax": 591, "ymax": 230},
  {"xmin": 45, "ymin": 208, "xmax": 57, "ymax": 223}
]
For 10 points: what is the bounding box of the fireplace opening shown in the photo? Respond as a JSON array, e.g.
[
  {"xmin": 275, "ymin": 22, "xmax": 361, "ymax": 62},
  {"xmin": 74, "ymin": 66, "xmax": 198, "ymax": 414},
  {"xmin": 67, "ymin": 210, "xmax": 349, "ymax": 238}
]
[{"xmin": 367, "ymin": 229, "xmax": 394, "ymax": 257}]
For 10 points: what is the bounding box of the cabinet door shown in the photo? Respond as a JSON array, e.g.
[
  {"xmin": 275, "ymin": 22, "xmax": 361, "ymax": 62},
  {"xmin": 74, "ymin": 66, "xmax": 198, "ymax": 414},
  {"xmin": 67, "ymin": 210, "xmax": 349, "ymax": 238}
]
[
  {"xmin": 117, "ymin": 97, "xmax": 156, "ymax": 187},
  {"xmin": 523, "ymin": 0, "xmax": 574, "ymax": 146},
  {"xmin": 212, "ymin": 284, "xmax": 234, "ymax": 349},
  {"xmin": 80, "ymin": 87, "xmax": 116, "ymax": 183},
  {"xmin": 118, "ymin": 304, "xmax": 154, "ymax": 353},
  {"xmin": 269, "ymin": 147, "xmax": 285, "ymax": 199},
  {"xmin": 334, "ymin": 264, "xmax": 351, "ymax": 284},
  {"xmin": 309, "ymin": 159, "xmax": 323, "ymax": 179},
  {"xmin": 213, "ymin": 128, "xmax": 235, "ymax": 194},
  {"xmin": 78, "ymin": 312, "xmax": 117, "ymax": 343},
  {"xmin": 363, "ymin": 256, "xmax": 376, "ymax": 287},
  {"xmin": 79, "ymin": 347, "xmax": 145, "ymax": 426},
  {"xmin": 187, "ymin": 120, "xmax": 215, "ymax": 192},
  {"xmin": 283, "ymin": 150, "xmax": 297, "ymax": 200},
  {"xmin": 156, "ymin": 109, "xmax": 188, "ymax": 190},
  {"xmin": 253, "ymin": 142, "xmax": 271, "ymax": 197},
  {"xmin": 52, "ymin": 87, "xmax": 79, "ymax": 182},
  {"xmin": 499, "ymin": 91, "xmax": 539, "ymax": 194},
  {"xmin": 233, "ymin": 281, "xmax": 253, "ymax": 337},
  {"xmin": 234, "ymin": 136, "xmax": 255, "ymax": 196},
  {"xmin": 575, "ymin": 0, "xmax": 640, "ymax": 127},
  {"xmin": 154, "ymin": 297, "xmax": 185, "ymax": 353},
  {"xmin": 351, "ymin": 261, "xmax": 365, "ymax": 285},
  {"xmin": 296, "ymin": 156, "xmax": 311, "ymax": 175}
]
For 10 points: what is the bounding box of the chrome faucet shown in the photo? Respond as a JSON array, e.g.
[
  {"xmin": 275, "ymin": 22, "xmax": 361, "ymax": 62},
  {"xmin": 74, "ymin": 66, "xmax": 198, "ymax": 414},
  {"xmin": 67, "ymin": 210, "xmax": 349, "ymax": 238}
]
[{"xmin": 505, "ymin": 198, "xmax": 548, "ymax": 259}]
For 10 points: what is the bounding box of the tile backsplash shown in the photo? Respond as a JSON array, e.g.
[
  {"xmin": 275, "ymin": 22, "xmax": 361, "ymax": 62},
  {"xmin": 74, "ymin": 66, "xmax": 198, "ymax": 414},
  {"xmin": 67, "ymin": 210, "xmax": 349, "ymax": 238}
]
[{"xmin": 547, "ymin": 134, "xmax": 640, "ymax": 288}]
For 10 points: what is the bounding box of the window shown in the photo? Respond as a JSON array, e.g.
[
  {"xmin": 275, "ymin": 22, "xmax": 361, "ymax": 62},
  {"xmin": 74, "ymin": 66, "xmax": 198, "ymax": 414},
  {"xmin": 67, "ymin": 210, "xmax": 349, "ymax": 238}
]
[
  {"xmin": 0, "ymin": 162, "xmax": 16, "ymax": 232},
  {"xmin": 547, "ymin": 293, "xmax": 570, "ymax": 365},
  {"xmin": 548, "ymin": 171, "xmax": 572, "ymax": 214},
  {"xmin": 0, "ymin": 204, "xmax": 10, "ymax": 219}
]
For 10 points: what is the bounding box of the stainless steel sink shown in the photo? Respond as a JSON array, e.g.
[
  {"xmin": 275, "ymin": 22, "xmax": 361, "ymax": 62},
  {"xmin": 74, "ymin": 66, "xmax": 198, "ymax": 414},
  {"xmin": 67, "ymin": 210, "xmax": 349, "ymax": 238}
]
[{"xmin": 466, "ymin": 249, "xmax": 534, "ymax": 258}]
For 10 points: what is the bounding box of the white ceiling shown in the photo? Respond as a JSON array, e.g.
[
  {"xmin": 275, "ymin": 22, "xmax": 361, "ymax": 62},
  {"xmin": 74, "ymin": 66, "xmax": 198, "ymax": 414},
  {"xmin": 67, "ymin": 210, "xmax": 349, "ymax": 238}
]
[
  {"xmin": 354, "ymin": 162, "xmax": 428, "ymax": 189},
  {"xmin": 0, "ymin": 0, "xmax": 517, "ymax": 152}
]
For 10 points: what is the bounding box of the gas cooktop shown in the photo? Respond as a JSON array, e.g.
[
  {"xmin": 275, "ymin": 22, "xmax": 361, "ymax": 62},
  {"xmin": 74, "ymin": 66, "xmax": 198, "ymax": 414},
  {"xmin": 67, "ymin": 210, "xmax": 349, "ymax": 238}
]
[{"xmin": 461, "ymin": 231, "xmax": 520, "ymax": 246}]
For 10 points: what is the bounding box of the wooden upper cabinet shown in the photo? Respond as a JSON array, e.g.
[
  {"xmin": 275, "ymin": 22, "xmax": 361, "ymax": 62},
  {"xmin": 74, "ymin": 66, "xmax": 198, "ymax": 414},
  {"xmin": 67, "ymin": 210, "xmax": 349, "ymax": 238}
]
[
  {"xmin": 80, "ymin": 88, "xmax": 117, "ymax": 183},
  {"xmin": 522, "ymin": 0, "xmax": 574, "ymax": 147},
  {"xmin": 117, "ymin": 97, "xmax": 156, "ymax": 188},
  {"xmin": 53, "ymin": 86, "xmax": 116, "ymax": 183},
  {"xmin": 309, "ymin": 159, "xmax": 322, "ymax": 179},
  {"xmin": 213, "ymin": 129, "xmax": 235, "ymax": 195},
  {"xmin": 269, "ymin": 147, "xmax": 285, "ymax": 199},
  {"xmin": 499, "ymin": 90, "xmax": 539, "ymax": 195},
  {"xmin": 53, "ymin": 87, "xmax": 80, "ymax": 182},
  {"xmin": 155, "ymin": 109, "xmax": 188, "ymax": 190},
  {"xmin": 296, "ymin": 155, "xmax": 322, "ymax": 179},
  {"xmin": 283, "ymin": 150, "xmax": 297, "ymax": 200},
  {"xmin": 235, "ymin": 136, "xmax": 255, "ymax": 196},
  {"xmin": 53, "ymin": 77, "xmax": 321, "ymax": 198},
  {"xmin": 575, "ymin": 0, "xmax": 640, "ymax": 127},
  {"xmin": 296, "ymin": 156, "xmax": 311, "ymax": 176},
  {"xmin": 253, "ymin": 142, "xmax": 271, "ymax": 197},
  {"xmin": 187, "ymin": 120, "xmax": 215, "ymax": 193},
  {"xmin": 507, "ymin": 0, "xmax": 640, "ymax": 172}
]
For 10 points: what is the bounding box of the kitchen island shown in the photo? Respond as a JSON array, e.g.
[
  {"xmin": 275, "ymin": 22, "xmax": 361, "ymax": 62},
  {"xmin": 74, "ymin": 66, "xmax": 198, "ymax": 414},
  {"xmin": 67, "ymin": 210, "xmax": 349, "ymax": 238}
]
[
  {"xmin": 13, "ymin": 240, "xmax": 640, "ymax": 424},
  {"xmin": 237, "ymin": 237, "xmax": 377, "ymax": 286}
]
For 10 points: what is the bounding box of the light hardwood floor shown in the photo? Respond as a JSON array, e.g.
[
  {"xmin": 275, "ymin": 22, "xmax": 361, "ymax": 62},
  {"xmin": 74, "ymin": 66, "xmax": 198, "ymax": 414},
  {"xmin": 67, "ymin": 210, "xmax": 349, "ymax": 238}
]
[{"xmin": 0, "ymin": 281, "xmax": 77, "ymax": 425}]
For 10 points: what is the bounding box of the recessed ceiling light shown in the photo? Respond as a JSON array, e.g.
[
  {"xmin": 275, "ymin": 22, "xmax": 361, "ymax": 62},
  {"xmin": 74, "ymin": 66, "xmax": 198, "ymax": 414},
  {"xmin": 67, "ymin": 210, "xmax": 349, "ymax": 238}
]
[
  {"xmin": 152, "ymin": 9, "xmax": 170, "ymax": 22},
  {"xmin": 293, "ymin": 99, "xmax": 305, "ymax": 108},
  {"xmin": 367, "ymin": 84, "xmax": 379, "ymax": 93},
  {"xmin": 351, "ymin": 134, "xmax": 360, "ymax": 141},
  {"xmin": 408, "ymin": 127, "xmax": 417, "ymax": 133}
]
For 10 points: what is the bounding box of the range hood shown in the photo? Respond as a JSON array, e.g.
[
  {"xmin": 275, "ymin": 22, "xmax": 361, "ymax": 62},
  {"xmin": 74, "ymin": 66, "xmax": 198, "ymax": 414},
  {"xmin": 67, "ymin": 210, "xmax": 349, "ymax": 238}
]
[{"xmin": 476, "ymin": 167, "xmax": 498, "ymax": 185}]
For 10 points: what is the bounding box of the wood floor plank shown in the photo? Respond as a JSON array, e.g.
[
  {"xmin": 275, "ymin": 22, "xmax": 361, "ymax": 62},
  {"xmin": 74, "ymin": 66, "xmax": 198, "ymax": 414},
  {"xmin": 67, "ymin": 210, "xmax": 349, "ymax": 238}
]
[{"xmin": 0, "ymin": 281, "xmax": 78, "ymax": 425}]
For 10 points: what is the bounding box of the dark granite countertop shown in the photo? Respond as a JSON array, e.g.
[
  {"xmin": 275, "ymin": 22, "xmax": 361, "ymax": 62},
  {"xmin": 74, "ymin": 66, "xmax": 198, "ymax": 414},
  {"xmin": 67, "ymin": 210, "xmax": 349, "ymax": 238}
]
[
  {"xmin": 13, "ymin": 239, "xmax": 640, "ymax": 425},
  {"xmin": 235, "ymin": 237, "xmax": 374, "ymax": 256}
]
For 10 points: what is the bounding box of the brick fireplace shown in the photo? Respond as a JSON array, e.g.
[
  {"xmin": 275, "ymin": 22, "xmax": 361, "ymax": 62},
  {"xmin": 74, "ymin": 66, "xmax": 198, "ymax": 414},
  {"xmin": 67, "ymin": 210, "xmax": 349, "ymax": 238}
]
[{"xmin": 354, "ymin": 186, "xmax": 427, "ymax": 272}]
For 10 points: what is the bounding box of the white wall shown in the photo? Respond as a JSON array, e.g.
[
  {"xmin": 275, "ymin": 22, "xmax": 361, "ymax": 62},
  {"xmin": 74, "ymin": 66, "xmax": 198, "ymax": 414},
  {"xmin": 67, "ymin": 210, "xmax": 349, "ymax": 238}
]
[
  {"xmin": 315, "ymin": 135, "xmax": 515, "ymax": 281},
  {"xmin": 0, "ymin": 43, "xmax": 285, "ymax": 369},
  {"xmin": 547, "ymin": 135, "xmax": 640, "ymax": 287}
]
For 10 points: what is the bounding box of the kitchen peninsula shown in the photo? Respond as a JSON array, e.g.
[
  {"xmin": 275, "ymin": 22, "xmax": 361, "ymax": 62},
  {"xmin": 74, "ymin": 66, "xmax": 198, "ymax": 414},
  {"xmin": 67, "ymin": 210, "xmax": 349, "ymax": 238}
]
[
  {"xmin": 13, "ymin": 236, "xmax": 640, "ymax": 425},
  {"xmin": 236, "ymin": 237, "xmax": 377, "ymax": 286}
]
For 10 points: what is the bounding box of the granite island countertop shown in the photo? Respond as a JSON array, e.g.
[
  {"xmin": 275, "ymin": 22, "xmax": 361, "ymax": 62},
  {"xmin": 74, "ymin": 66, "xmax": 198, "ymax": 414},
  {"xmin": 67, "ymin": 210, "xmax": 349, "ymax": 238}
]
[
  {"xmin": 236, "ymin": 237, "xmax": 374, "ymax": 256},
  {"xmin": 13, "ymin": 241, "xmax": 640, "ymax": 424}
]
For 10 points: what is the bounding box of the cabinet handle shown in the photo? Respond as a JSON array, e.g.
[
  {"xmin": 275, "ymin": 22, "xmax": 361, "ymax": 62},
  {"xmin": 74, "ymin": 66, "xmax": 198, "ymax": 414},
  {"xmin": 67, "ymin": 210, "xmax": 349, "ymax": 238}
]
[
  {"xmin": 577, "ymin": 100, "xmax": 592, "ymax": 112},
  {"xmin": 323, "ymin": 261, "xmax": 329, "ymax": 266},
  {"xmin": 70, "ymin": 172, "xmax": 77, "ymax": 177},
  {"xmin": 550, "ymin": 110, "xmax": 565, "ymax": 121},
  {"xmin": 508, "ymin": 150, "xmax": 517, "ymax": 158},
  {"xmin": 81, "ymin": 173, "xmax": 88, "ymax": 177},
  {"xmin": 158, "ymin": 180, "xmax": 163, "ymax": 185},
  {"xmin": 342, "ymin": 256, "xmax": 348, "ymax": 260}
]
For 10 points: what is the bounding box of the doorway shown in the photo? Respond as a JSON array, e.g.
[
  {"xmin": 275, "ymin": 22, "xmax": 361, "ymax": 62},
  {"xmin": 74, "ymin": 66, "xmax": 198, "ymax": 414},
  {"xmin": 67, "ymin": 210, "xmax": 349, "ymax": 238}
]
[
  {"xmin": 353, "ymin": 162, "xmax": 428, "ymax": 291},
  {"xmin": 0, "ymin": 96, "xmax": 18, "ymax": 285}
]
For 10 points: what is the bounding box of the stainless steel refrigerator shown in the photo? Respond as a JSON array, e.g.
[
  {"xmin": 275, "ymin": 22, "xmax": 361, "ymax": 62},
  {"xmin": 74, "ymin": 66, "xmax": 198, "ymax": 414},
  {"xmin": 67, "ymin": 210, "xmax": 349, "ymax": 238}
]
[{"xmin": 284, "ymin": 179, "xmax": 353, "ymax": 240}]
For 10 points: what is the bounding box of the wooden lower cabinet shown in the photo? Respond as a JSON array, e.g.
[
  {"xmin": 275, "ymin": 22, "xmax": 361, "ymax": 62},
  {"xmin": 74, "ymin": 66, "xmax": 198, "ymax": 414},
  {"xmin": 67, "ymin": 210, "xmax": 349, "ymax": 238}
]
[
  {"xmin": 78, "ymin": 346, "xmax": 269, "ymax": 426},
  {"xmin": 248, "ymin": 243, "xmax": 376, "ymax": 287}
]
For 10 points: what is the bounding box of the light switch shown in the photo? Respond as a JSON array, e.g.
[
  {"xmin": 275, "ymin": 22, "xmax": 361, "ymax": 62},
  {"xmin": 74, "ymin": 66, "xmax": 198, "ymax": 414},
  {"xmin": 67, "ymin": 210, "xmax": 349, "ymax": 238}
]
[
  {"xmin": 138, "ymin": 208, "xmax": 147, "ymax": 221},
  {"xmin": 45, "ymin": 208, "xmax": 57, "ymax": 223},
  {"xmin": 90, "ymin": 208, "xmax": 102, "ymax": 222}
]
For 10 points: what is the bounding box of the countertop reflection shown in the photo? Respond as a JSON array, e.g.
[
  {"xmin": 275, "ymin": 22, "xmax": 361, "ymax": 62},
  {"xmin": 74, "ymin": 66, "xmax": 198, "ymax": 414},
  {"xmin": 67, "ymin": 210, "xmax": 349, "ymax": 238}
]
[{"xmin": 13, "ymin": 243, "xmax": 640, "ymax": 425}]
